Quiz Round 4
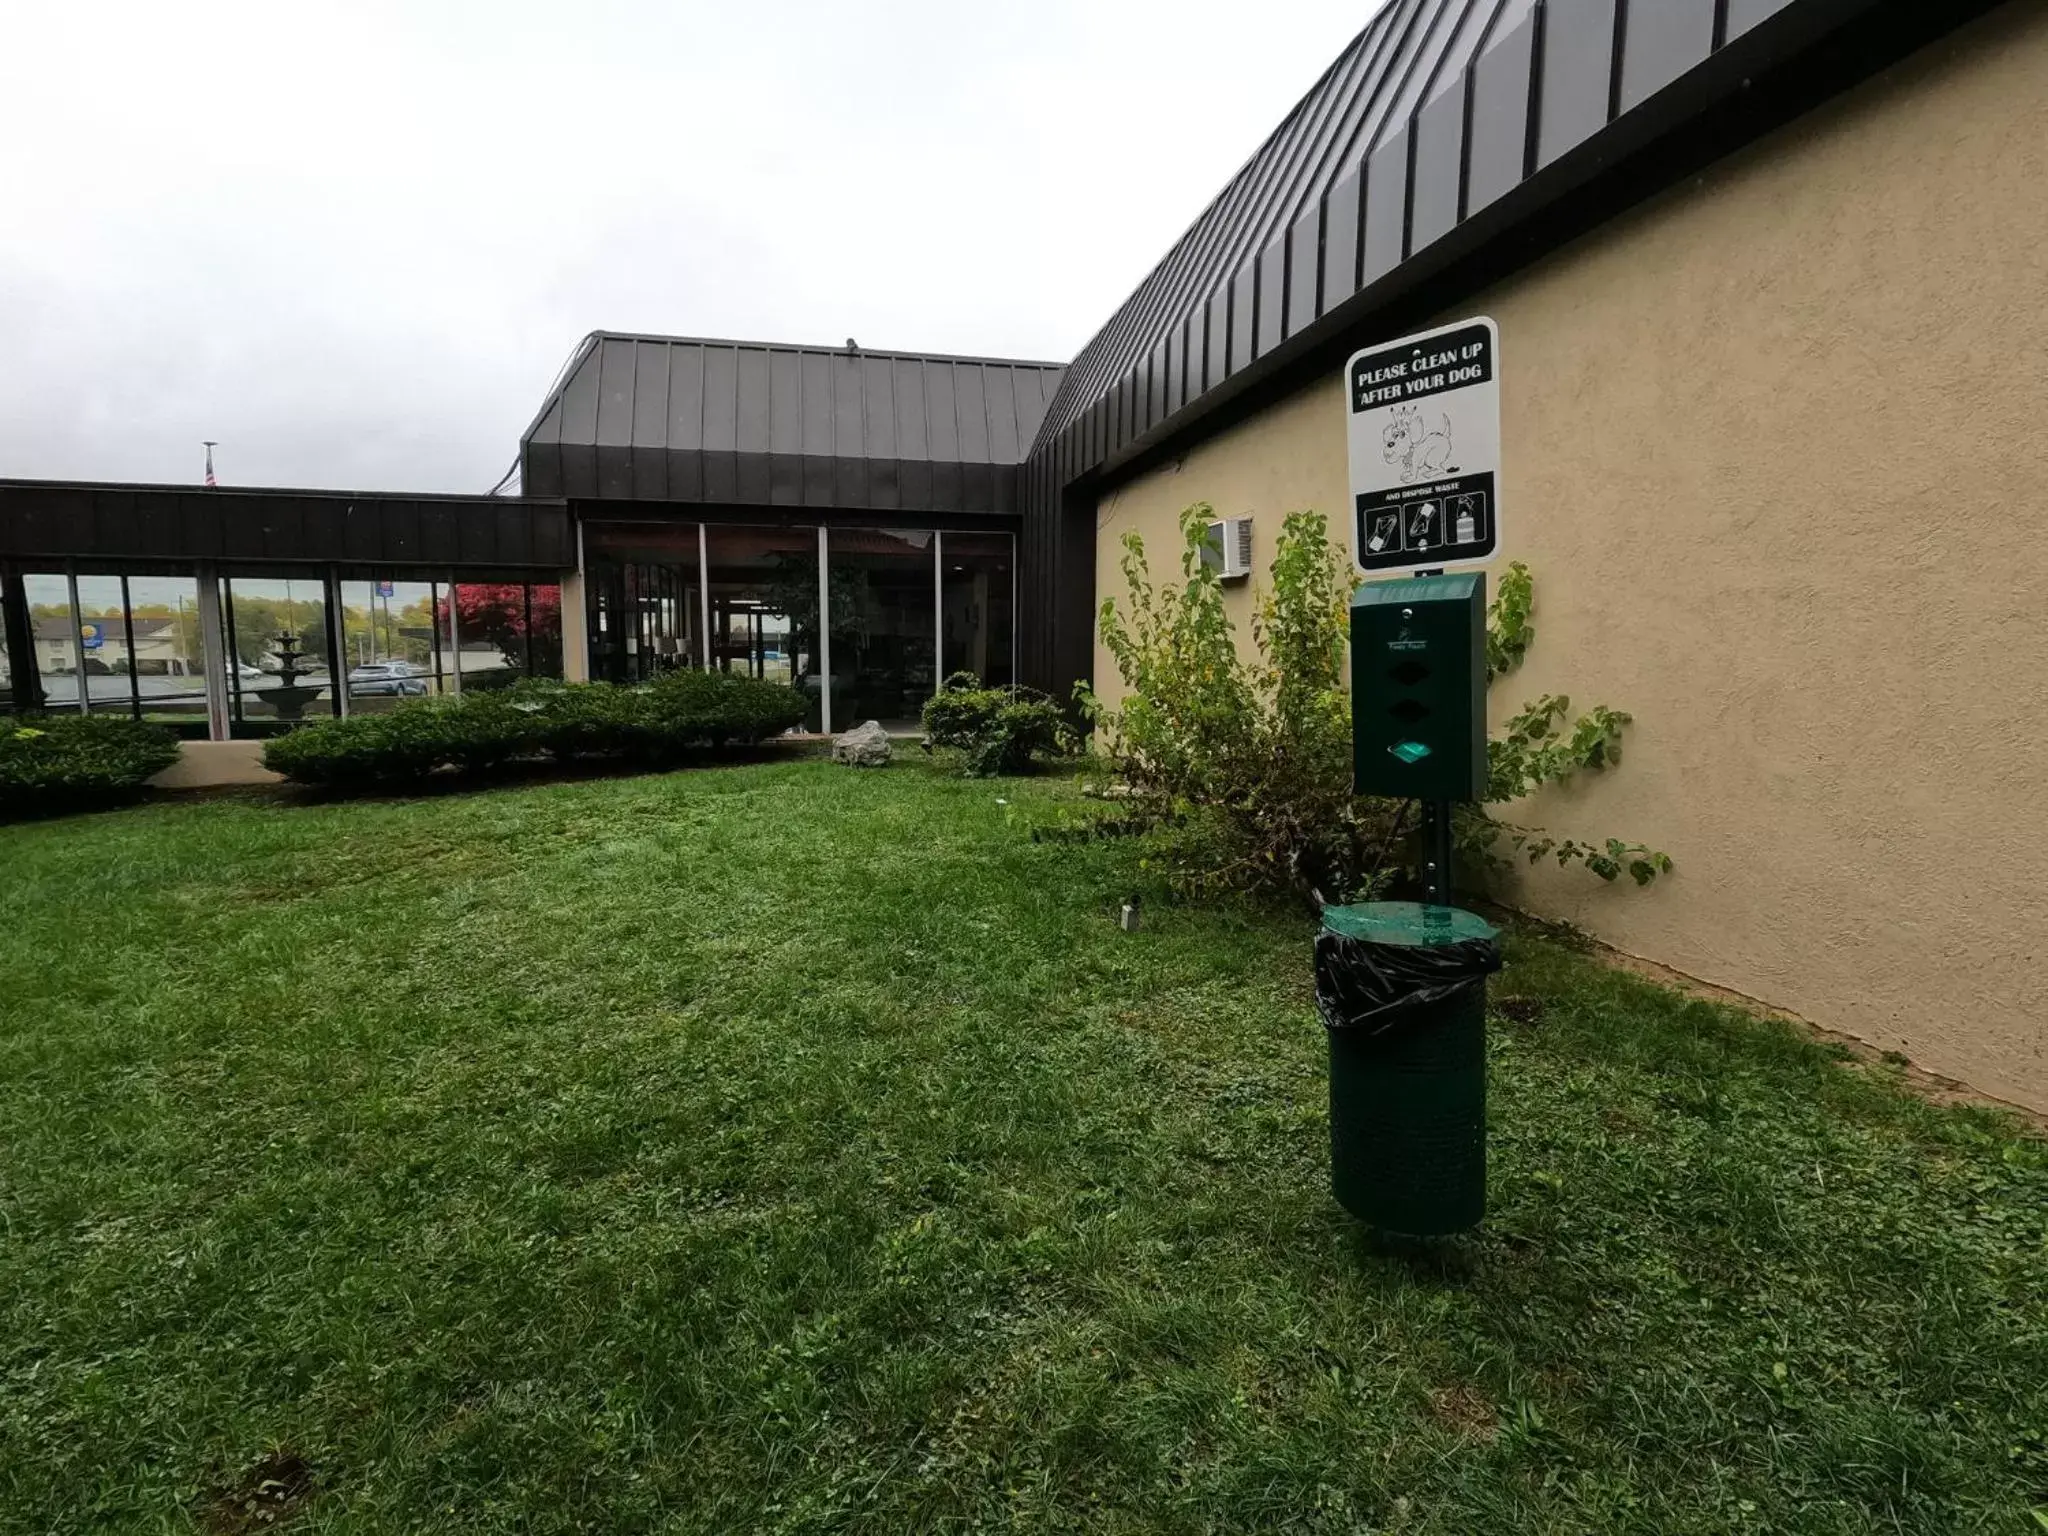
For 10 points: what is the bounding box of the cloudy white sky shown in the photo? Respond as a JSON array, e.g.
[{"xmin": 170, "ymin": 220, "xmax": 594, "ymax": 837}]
[{"xmin": 0, "ymin": 1, "xmax": 1385, "ymax": 494}]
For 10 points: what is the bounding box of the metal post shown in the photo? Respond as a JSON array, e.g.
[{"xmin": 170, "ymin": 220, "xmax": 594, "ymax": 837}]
[
  {"xmin": 119, "ymin": 576, "xmax": 141, "ymax": 719},
  {"xmin": 698, "ymin": 522, "xmax": 713, "ymax": 673},
  {"xmin": 0, "ymin": 565, "xmax": 44, "ymax": 712},
  {"xmin": 444, "ymin": 574, "xmax": 462, "ymax": 696},
  {"xmin": 816, "ymin": 524, "xmax": 832, "ymax": 735},
  {"xmin": 933, "ymin": 529, "xmax": 945, "ymax": 693},
  {"xmin": 196, "ymin": 565, "xmax": 230, "ymax": 741},
  {"xmin": 324, "ymin": 569, "xmax": 348, "ymax": 717},
  {"xmin": 1423, "ymin": 800, "xmax": 1455, "ymax": 907},
  {"xmin": 1411, "ymin": 567, "xmax": 1454, "ymax": 908},
  {"xmin": 66, "ymin": 570, "xmax": 88, "ymax": 713}
]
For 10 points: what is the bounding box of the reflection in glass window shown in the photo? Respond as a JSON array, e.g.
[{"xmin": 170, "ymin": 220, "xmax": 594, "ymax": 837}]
[
  {"xmin": 583, "ymin": 523, "xmax": 702, "ymax": 683},
  {"xmin": 0, "ymin": 581, "xmax": 10, "ymax": 710},
  {"xmin": 830, "ymin": 528, "xmax": 937, "ymax": 733},
  {"xmin": 24, "ymin": 573, "xmax": 81, "ymax": 711},
  {"xmin": 336, "ymin": 579, "xmax": 448, "ymax": 714},
  {"xmin": 704, "ymin": 524, "xmax": 819, "ymax": 730},
  {"xmin": 527, "ymin": 584, "xmax": 564, "ymax": 679},
  {"xmin": 125, "ymin": 575, "xmax": 208, "ymax": 726},
  {"xmin": 444, "ymin": 581, "xmax": 565, "ymax": 689},
  {"xmin": 74, "ymin": 575, "xmax": 133, "ymax": 714},
  {"xmin": 940, "ymin": 532, "xmax": 1015, "ymax": 689},
  {"xmin": 222, "ymin": 575, "xmax": 336, "ymax": 732}
]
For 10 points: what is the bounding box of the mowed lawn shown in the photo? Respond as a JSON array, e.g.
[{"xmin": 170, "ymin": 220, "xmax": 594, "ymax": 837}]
[{"xmin": 0, "ymin": 760, "xmax": 2042, "ymax": 1534}]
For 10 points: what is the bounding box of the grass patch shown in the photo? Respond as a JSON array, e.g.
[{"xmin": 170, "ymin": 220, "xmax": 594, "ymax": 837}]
[{"xmin": 0, "ymin": 761, "xmax": 2042, "ymax": 1532}]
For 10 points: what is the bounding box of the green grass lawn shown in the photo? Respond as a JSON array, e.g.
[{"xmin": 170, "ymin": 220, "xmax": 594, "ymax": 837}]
[{"xmin": 1, "ymin": 759, "xmax": 2042, "ymax": 1534}]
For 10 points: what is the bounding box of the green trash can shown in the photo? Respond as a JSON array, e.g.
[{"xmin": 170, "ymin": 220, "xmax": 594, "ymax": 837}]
[{"xmin": 1316, "ymin": 902, "xmax": 1501, "ymax": 1236}]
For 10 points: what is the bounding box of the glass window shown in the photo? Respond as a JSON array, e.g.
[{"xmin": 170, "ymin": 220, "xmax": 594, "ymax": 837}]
[
  {"xmin": 125, "ymin": 574, "xmax": 208, "ymax": 726},
  {"xmin": 0, "ymin": 579, "xmax": 11, "ymax": 711},
  {"xmin": 24, "ymin": 573, "xmax": 80, "ymax": 711},
  {"xmin": 829, "ymin": 528, "xmax": 937, "ymax": 733},
  {"xmin": 704, "ymin": 524, "xmax": 820, "ymax": 731},
  {"xmin": 940, "ymin": 531, "xmax": 1016, "ymax": 689},
  {"xmin": 336, "ymin": 578, "xmax": 450, "ymax": 714},
  {"xmin": 527, "ymin": 584, "xmax": 564, "ymax": 680},
  {"xmin": 74, "ymin": 575, "xmax": 133, "ymax": 715},
  {"xmin": 422, "ymin": 581, "xmax": 565, "ymax": 689},
  {"xmin": 583, "ymin": 523, "xmax": 702, "ymax": 683},
  {"xmin": 449, "ymin": 582, "xmax": 531, "ymax": 692},
  {"xmin": 222, "ymin": 574, "xmax": 336, "ymax": 734}
]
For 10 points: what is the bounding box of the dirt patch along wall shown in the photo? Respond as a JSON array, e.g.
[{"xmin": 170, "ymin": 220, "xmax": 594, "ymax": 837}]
[{"xmin": 1089, "ymin": 1, "xmax": 2048, "ymax": 1111}]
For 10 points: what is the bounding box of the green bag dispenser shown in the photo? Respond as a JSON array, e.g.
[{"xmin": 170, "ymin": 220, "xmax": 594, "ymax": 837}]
[{"xmin": 1350, "ymin": 572, "xmax": 1487, "ymax": 803}]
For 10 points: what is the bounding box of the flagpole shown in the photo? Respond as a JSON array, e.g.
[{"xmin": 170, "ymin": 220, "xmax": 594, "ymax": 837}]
[{"xmin": 202, "ymin": 441, "xmax": 218, "ymax": 488}]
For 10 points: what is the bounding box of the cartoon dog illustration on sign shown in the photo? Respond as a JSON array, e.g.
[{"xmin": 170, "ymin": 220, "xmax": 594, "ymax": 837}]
[{"xmin": 1381, "ymin": 404, "xmax": 1458, "ymax": 483}]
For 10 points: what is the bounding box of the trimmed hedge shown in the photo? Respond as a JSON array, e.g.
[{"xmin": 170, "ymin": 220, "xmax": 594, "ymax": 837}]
[
  {"xmin": 922, "ymin": 672, "xmax": 1070, "ymax": 776},
  {"xmin": 261, "ymin": 673, "xmax": 808, "ymax": 787},
  {"xmin": 0, "ymin": 714, "xmax": 182, "ymax": 817}
]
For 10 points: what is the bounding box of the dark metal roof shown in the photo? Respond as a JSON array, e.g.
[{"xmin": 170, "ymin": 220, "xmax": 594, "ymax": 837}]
[
  {"xmin": 520, "ymin": 332, "xmax": 1065, "ymax": 513},
  {"xmin": 1031, "ymin": 0, "xmax": 1830, "ymax": 473},
  {"xmin": 1016, "ymin": 0, "xmax": 2006, "ymax": 690},
  {"xmin": 0, "ymin": 479, "xmax": 573, "ymax": 572}
]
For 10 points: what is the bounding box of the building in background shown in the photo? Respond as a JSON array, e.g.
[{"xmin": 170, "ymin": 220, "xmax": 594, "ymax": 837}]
[{"xmin": 0, "ymin": 0, "xmax": 2038, "ymax": 1106}]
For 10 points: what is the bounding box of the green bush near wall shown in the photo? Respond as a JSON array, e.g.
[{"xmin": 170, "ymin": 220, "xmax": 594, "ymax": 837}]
[
  {"xmin": 261, "ymin": 674, "xmax": 809, "ymax": 787},
  {"xmin": 922, "ymin": 673, "xmax": 1071, "ymax": 776},
  {"xmin": 0, "ymin": 715, "xmax": 182, "ymax": 818}
]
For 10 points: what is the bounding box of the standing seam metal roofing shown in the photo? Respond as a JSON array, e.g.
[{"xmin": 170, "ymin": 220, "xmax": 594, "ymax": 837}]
[
  {"xmin": 1013, "ymin": 0, "xmax": 2001, "ymax": 692},
  {"xmin": 521, "ymin": 332, "xmax": 1064, "ymax": 513},
  {"xmin": 1028, "ymin": 0, "xmax": 1818, "ymax": 470}
]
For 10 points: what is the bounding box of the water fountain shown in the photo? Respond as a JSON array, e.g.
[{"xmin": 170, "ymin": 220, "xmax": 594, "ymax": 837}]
[{"xmin": 263, "ymin": 631, "xmax": 327, "ymax": 722}]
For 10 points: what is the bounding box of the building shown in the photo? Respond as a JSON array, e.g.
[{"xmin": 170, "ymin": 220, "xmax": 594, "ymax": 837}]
[
  {"xmin": 39, "ymin": 613, "xmax": 194, "ymax": 672},
  {"xmin": 1, "ymin": 0, "xmax": 2038, "ymax": 1106}
]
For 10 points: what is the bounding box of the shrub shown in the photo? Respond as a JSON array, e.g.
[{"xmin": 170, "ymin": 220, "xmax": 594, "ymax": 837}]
[
  {"xmin": 923, "ymin": 673, "xmax": 1070, "ymax": 776},
  {"xmin": 261, "ymin": 708, "xmax": 449, "ymax": 787},
  {"xmin": 1085, "ymin": 504, "xmax": 1670, "ymax": 903},
  {"xmin": 641, "ymin": 669, "xmax": 811, "ymax": 750},
  {"xmin": 0, "ymin": 715, "xmax": 182, "ymax": 817},
  {"xmin": 261, "ymin": 674, "xmax": 808, "ymax": 787}
]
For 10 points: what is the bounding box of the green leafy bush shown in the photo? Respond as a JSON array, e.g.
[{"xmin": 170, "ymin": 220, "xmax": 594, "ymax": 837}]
[
  {"xmin": 642, "ymin": 669, "xmax": 815, "ymax": 749},
  {"xmin": 1088, "ymin": 505, "xmax": 1370, "ymax": 898},
  {"xmin": 0, "ymin": 715, "xmax": 182, "ymax": 817},
  {"xmin": 262, "ymin": 674, "xmax": 808, "ymax": 787},
  {"xmin": 922, "ymin": 673, "xmax": 1070, "ymax": 776},
  {"xmin": 1085, "ymin": 504, "xmax": 1670, "ymax": 902}
]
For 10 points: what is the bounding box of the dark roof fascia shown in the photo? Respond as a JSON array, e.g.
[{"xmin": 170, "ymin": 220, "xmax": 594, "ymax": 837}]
[
  {"xmin": 0, "ymin": 479, "xmax": 572, "ymax": 569},
  {"xmin": 569, "ymin": 500, "xmax": 1024, "ymax": 536},
  {"xmin": 0, "ymin": 477, "xmax": 566, "ymax": 507}
]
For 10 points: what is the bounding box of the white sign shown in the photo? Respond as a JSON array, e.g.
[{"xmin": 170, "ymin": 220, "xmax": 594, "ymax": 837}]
[{"xmin": 1344, "ymin": 316, "xmax": 1501, "ymax": 574}]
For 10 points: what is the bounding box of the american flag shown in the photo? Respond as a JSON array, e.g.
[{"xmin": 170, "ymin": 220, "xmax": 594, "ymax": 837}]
[{"xmin": 203, "ymin": 441, "xmax": 217, "ymax": 487}]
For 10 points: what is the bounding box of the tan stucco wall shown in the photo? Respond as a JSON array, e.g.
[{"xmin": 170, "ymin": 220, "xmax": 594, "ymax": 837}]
[{"xmin": 1092, "ymin": 2, "xmax": 2048, "ymax": 1110}]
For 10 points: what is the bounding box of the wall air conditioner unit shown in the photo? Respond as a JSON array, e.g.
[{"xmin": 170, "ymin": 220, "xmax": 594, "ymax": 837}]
[{"xmin": 1202, "ymin": 515, "xmax": 1254, "ymax": 581}]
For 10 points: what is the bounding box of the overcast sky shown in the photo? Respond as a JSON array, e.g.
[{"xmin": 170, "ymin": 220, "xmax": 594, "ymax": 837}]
[{"xmin": 0, "ymin": 1, "xmax": 1385, "ymax": 494}]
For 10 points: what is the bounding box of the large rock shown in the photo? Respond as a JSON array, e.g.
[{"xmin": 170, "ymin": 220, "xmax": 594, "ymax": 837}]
[{"xmin": 832, "ymin": 720, "xmax": 893, "ymax": 767}]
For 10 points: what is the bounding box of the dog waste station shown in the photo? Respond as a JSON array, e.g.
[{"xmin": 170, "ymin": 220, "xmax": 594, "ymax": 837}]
[{"xmin": 1315, "ymin": 317, "xmax": 1505, "ymax": 1237}]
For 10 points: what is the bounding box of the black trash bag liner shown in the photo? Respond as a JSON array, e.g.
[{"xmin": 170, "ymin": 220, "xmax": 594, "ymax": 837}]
[{"xmin": 1314, "ymin": 928, "xmax": 1503, "ymax": 1041}]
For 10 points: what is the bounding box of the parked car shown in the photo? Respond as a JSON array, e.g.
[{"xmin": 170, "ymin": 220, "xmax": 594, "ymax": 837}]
[{"xmin": 347, "ymin": 661, "xmax": 428, "ymax": 697}]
